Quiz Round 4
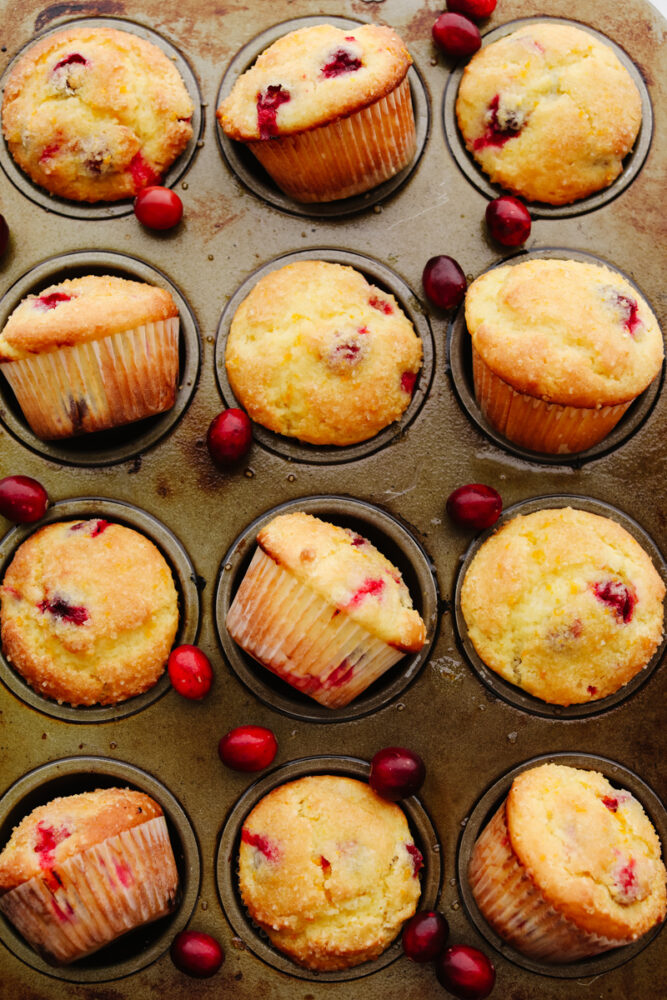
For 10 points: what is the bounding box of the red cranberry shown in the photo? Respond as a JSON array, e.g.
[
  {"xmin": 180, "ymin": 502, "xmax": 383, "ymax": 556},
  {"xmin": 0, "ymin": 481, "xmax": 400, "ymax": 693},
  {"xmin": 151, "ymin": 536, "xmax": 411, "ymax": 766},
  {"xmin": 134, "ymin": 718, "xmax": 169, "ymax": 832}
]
[
  {"xmin": 218, "ymin": 725, "xmax": 277, "ymax": 772},
  {"xmin": 485, "ymin": 196, "xmax": 532, "ymax": 247},
  {"xmin": 369, "ymin": 747, "xmax": 425, "ymax": 801},
  {"xmin": 0, "ymin": 214, "xmax": 8, "ymax": 257},
  {"xmin": 432, "ymin": 13, "xmax": 481, "ymax": 59},
  {"xmin": 447, "ymin": 0, "xmax": 497, "ymax": 19},
  {"xmin": 168, "ymin": 645, "xmax": 213, "ymax": 700},
  {"xmin": 422, "ymin": 256, "xmax": 467, "ymax": 311},
  {"xmin": 446, "ymin": 484, "xmax": 502, "ymax": 530},
  {"xmin": 402, "ymin": 910, "xmax": 449, "ymax": 962},
  {"xmin": 0, "ymin": 476, "xmax": 49, "ymax": 523},
  {"xmin": 436, "ymin": 945, "xmax": 496, "ymax": 999},
  {"xmin": 206, "ymin": 408, "xmax": 252, "ymax": 467},
  {"xmin": 170, "ymin": 930, "xmax": 224, "ymax": 978},
  {"xmin": 134, "ymin": 186, "xmax": 183, "ymax": 230}
]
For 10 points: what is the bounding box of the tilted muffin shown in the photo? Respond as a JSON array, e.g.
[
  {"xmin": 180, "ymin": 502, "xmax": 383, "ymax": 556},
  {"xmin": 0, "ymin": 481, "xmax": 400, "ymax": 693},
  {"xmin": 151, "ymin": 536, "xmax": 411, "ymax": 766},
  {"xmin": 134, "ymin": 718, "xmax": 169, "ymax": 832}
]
[
  {"xmin": 465, "ymin": 258, "xmax": 663, "ymax": 454},
  {"xmin": 2, "ymin": 26, "xmax": 193, "ymax": 202},
  {"xmin": 0, "ymin": 275, "xmax": 180, "ymax": 439},
  {"xmin": 226, "ymin": 512, "xmax": 426, "ymax": 708},
  {"xmin": 456, "ymin": 22, "xmax": 642, "ymax": 205},
  {"xmin": 225, "ymin": 260, "xmax": 422, "ymax": 446},
  {"xmin": 468, "ymin": 763, "xmax": 667, "ymax": 960},
  {"xmin": 0, "ymin": 787, "xmax": 179, "ymax": 964},
  {"xmin": 460, "ymin": 507, "xmax": 665, "ymax": 706},
  {"xmin": 217, "ymin": 23, "xmax": 415, "ymax": 202},
  {"xmin": 239, "ymin": 775, "xmax": 422, "ymax": 969},
  {"xmin": 0, "ymin": 519, "xmax": 179, "ymax": 706}
]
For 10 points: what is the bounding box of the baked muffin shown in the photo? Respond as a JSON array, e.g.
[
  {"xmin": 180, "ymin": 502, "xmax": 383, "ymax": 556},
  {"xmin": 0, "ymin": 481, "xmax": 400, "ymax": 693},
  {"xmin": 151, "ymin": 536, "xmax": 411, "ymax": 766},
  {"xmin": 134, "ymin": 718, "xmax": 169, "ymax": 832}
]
[
  {"xmin": 459, "ymin": 507, "xmax": 665, "ymax": 706},
  {"xmin": 456, "ymin": 22, "xmax": 642, "ymax": 205},
  {"xmin": 0, "ymin": 787, "xmax": 179, "ymax": 964},
  {"xmin": 226, "ymin": 511, "xmax": 426, "ymax": 708},
  {"xmin": 225, "ymin": 260, "xmax": 423, "ymax": 445},
  {"xmin": 239, "ymin": 775, "xmax": 422, "ymax": 969},
  {"xmin": 217, "ymin": 23, "xmax": 415, "ymax": 202},
  {"xmin": 464, "ymin": 258, "xmax": 663, "ymax": 454},
  {"xmin": 2, "ymin": 26, "xmax": 193, "ymax": 202},
  {"xmin": 468, "ymin": 763, "xmax": 667, "ymax": 961},
  {"xmin": 0, "ymin": 519, "xmax": 179, "ymax": 706},
  {"xmin": 0, "ymin": 275, "xmax": 180, "ymax": 439}
]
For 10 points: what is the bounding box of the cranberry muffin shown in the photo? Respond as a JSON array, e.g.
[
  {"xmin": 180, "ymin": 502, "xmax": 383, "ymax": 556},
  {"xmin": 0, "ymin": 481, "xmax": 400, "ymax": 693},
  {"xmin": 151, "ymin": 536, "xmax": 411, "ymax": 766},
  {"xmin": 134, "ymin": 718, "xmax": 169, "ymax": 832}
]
[
  {"xmin": 456, "ymin": 22, "xmax": 642, "ymax": 205},
  {"xmin": 218, "ymin": 23, "xmax": 415, "ymax": 202},
  {"xmin": 2, "ymin": 25, "xmax": 193, "ymax": 202},
  {"xmin": 225, "ymin": 260, "xmax": 422, "ymax": 446}
]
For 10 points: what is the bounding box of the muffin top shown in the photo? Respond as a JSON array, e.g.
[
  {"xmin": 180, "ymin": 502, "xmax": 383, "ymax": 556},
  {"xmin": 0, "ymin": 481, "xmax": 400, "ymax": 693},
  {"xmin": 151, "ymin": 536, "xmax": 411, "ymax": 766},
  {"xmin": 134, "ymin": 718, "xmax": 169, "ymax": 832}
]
[
  {"xmin": 456, "ymin": 22, "xmax": 642, "ymax": 205},
  {"xmin": 218, "ymin": 23, "xmax": 412, "ymax": 141},
  {"xmin": 0, "ymin": 275, "xmax": 179, "ymax": 362},
  {"xmin": 0, "ymin": 519, "xmax": 179, "ymax": 705},
  {"xmin": 0, "ymin": 788, "xmax": 162, "ymax": 892},
  {"xmin": 238, "ymin": 775, "xmax": 422, "ymax": 970},
  {"xmin": 460, "ymin": 507, "xmax": 665, "ymax": 705},
  {"xmin": 465, "ymin": 259, "xmax": 663, "ymax": 406},
  {"xmin": 257, "ymin": 512, "xmax": 426, "ymax": 652},
  {"xmin": 2, "ymin": 26, "xmax": 193, "ymax": 202},
  {"xmin": 506, "ymin": 764, "xmax": 667, "ymax": 940},
  {"xmin": 225, "ymin": 260, "xmax": 422, "ymax": 446}
]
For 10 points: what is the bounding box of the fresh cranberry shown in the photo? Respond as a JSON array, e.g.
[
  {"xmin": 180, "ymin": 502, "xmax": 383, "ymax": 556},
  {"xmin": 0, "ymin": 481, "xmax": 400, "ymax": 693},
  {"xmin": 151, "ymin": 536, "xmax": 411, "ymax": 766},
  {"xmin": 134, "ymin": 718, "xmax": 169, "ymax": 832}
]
[
  {"xmin": 218, "ymin": 725, "xmax": 277, "ymax": 772},
  {"xmin": 432, "ymin": 13, "xmax": 481, "ymax": 58},
  {"xmin": 206, "ymin": 409, "xmax": 252, "ymax": 466},
  {"xmin": 446, "ymin": 484, "xmax": 502, "ymax": 530},
  {"xmin": 134, "ymin": 186, "xmax": 183, "ymax": 230},
  {"xmin": 436, "ymin": 945, "xmax": 496, "ymax": 999},
  {"xmin": 0, "ymin": 214, "xmax": 8, "ymax": 257},
  {"xmin": 402, "ymin": 910, "xmax": 449, "ymax": 962},
  {"xmin": 128, "ymin": 151, "xmax": 159, "ymax": 191},
  {"xmin": 170, "ymin": 930, "xmax": 224, "ymax": 978},
  {"xmin": 485, "ymin": 197, "xmax": 531, "ymax": 247},
  {"xmin": 322, "ymin": 49, "xmax": 362, "ymax": 77},
  {"xmin": 370, "ymin": 747, "xmax": 425, "ymax": 801},
  {"xmin": 447, "ymin": 0, "xmax": 497, "ymax": 18},
  {"xmin": 0, "ymin": 476, "xmax": 48, "ymax": 523},
  {"xmin": 422, "ymin": 256, "xmax": 467, "ymax": 311},
  {"xmin": 168, "ymin": 645, "xmax": 213, "ymax": 699}
]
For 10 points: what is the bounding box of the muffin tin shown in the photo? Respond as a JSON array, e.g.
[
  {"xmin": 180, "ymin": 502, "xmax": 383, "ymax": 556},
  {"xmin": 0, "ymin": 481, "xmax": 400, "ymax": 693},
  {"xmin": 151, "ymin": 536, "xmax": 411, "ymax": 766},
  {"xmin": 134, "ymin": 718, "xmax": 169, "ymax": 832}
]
[{"xmin": 0, "ymin": 1, "xmax": 665, "ymax": 998}]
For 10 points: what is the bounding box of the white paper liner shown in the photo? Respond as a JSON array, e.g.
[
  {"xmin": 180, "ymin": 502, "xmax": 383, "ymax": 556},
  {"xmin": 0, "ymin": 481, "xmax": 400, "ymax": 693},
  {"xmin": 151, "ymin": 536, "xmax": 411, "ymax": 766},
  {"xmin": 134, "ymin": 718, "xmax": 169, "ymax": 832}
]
[
  {"xmin": 468, "ymin": 801, "xmax": 630, "ymax": 961},
  {"xmin": 247, "ymin": 77, "xmax": 416, "ymax": 203},
  {"xmin": 0, "ymin": 317, "xmax": 180, "ymax": 439},
  {"xmin": 0, "ymin": 816, "xmax": 178, "ymax": 965},
  {"xmin": 226, "ymin": 548, "xmax": 405, "ymax": 708}
]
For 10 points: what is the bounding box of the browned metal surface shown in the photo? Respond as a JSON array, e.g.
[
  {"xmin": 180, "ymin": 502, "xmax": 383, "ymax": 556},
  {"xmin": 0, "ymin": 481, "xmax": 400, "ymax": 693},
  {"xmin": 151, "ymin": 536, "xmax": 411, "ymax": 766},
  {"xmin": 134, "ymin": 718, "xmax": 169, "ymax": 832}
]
[{"xmin": 0, "ymin": 0, "xmax": 665, "ymax": 998}]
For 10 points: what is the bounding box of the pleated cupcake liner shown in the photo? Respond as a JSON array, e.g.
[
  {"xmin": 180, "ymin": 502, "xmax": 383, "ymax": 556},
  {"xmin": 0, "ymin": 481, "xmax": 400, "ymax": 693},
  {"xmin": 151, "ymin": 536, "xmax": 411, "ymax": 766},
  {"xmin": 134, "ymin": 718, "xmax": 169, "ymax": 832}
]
[
  {"xmin": 468, "ymin": 801, "xmax": 628, "ymax": 961},
  {"xmin": 472, "ymin": 347, "xmax": 631, "ymax": 455},
  {"xmin": 0, "ymin": 816, "xmax": 179, "ymax": 965},
  {"xmin": 247, "ymin": 77, "xmax": 416, "ymax": 203},
  {"xmin": 0, "ymin": 317, "xmax": 180, "ymax": 439},
  {"xmin": 226, "ymin": 548, "xmax": 405, "ymax": 708}
]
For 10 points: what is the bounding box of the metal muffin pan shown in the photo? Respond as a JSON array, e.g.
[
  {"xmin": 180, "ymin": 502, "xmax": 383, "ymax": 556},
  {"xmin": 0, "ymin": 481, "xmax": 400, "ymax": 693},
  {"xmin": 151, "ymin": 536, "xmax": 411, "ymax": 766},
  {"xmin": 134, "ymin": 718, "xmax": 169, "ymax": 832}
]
[{"xmin": 0, "ymin": 0, "xmax": 664, "ymax": 997}]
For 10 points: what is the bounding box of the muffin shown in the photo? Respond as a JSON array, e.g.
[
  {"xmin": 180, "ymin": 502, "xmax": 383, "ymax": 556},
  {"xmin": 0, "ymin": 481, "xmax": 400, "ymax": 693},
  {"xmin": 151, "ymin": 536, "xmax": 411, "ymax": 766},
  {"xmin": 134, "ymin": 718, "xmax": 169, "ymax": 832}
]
[
  {"xmin": 226, "ymin": 511, "xmax": 426, "ymax": 708},
  {"xmin": 0, "ymin": 518, "xmax": 179, "ymax": 706},
  {"xmin": 2, "ymin": 26, "xmax": 193, "ymax": 202},
  {"xmin": 464, "ymin": 258, "xmax": 663, "ymax": 454},
  {"xmin": 456, "ymin": 22, "xmax": 642, "ymax": 205},
  {"xmin": 459, "ymin": 507, "xmax": 665, "ymax": 706},
  {"xmin": 217, "ymin": 23, "xmax": 415, "ymax": 202},
  {"xmin": 468, "ymin": 763, "xmax": 667, "ymax": 961},
  {"xmin": 225, "ymin": 260, "xmax": 423, "ymax": 445},
  {"xmin": 238, "ymin": 774, "xmax": 422, "ymax": 969},
  {"xmin": 0, "ymin": 787, "xmax": 179, "ymax": 965},
  {"xmin": 0, "ymin": 275, "xmax": 180, "ymax": 439}
]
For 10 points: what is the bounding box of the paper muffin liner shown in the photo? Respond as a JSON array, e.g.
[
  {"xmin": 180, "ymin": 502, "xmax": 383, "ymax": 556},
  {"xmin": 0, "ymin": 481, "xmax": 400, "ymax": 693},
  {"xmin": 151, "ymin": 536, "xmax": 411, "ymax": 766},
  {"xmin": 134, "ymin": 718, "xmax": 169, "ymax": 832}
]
[
  {"xmin": 226, "ymin": 547, "xmax": 405, "ymax": 708},
  {"xmin": 246, "ymin": 76, "xmax": 416, "ymax": 203},
  {"xmin": 472, "ymin": 347, "xmax": 632, "ymax": 454},
  {"xmin": 0, "ymin": 317, "xmax": 180, "ymax": 439},
  {"xmin": 468, "ymin": 800, "xmax": 630, "ymax": 961},
  {"xmin": 0, "ymin": 816, "xmax": 178, "ymax": 965}
]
